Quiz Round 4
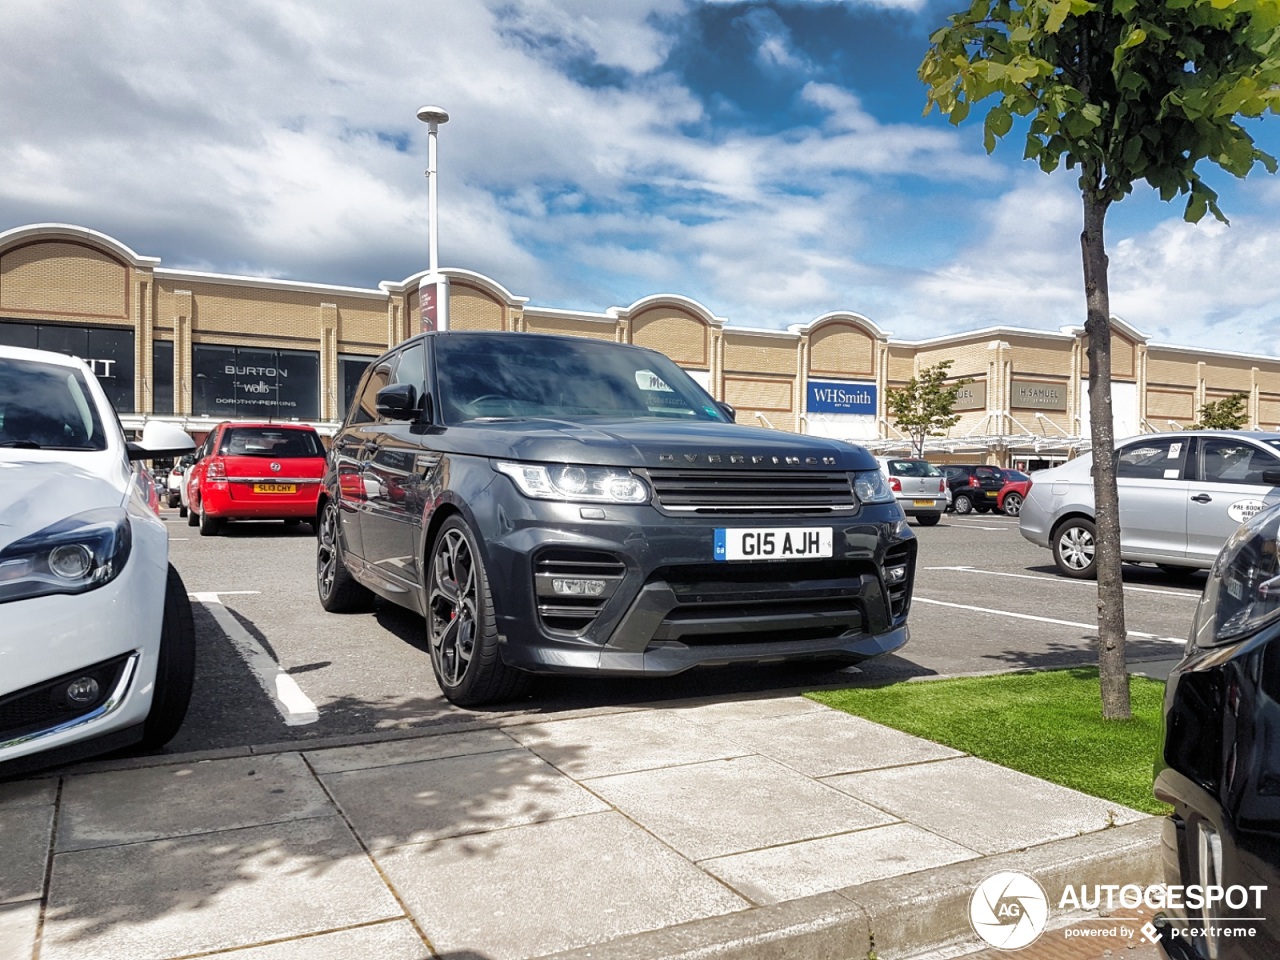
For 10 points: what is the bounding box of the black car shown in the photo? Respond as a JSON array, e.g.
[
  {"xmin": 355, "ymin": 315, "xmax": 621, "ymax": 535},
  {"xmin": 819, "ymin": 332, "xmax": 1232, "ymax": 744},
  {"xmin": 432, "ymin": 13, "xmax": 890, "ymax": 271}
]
[
  {"xmin": 941, "ymin": 463, "xmax": 1007, "ymax": 515},
  {"xmin": 1154, "ymin": 502, "xmax": 1280, "ymax": 959},
  {"xmin": 316, "ymin": 331, "xmax": 916, "ymax": 705}
]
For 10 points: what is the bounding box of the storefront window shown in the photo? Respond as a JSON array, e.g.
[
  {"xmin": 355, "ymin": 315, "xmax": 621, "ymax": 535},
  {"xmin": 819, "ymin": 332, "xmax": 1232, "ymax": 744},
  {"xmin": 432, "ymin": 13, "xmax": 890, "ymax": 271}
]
[
  {"xmin": 0, "ymin": 320, "xmax": 135, "ymax": 413},
  {"xmin": 191, "ymin": 345, "xmax": 319, "ymax": 419},
  {"xmin": 339, "ymin": 355, "xmax": 376, "ymax": 420},
  {"xmin": 152, "ymin": 340, "xmax": 174, "ymax": 415}
]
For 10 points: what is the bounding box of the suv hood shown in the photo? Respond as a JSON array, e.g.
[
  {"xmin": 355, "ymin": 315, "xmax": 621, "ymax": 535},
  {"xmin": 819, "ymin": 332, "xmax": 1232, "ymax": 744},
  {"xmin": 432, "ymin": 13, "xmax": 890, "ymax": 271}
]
[
  {"xmin": 0, "ymin": 460, "xmax": 127, "ymax": 549},
  {"xmin": 447, "ymin": 418, "xmax": 877, "ymax": 470}
]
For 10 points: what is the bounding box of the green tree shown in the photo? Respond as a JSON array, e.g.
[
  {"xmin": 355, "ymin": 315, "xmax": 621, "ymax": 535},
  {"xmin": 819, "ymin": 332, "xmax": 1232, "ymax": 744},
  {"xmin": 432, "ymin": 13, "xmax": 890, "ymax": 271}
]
[
  {"xmin": 887, "ymin": 360, "xmax": 974, "ymax": 458},
  {"xmin": 920, "ymin": 0, "xmax": 1280, "ymax": 719},
  {"xmin": 1194, "ymin": 392, "xmax": 1250, "ymax": 429}
]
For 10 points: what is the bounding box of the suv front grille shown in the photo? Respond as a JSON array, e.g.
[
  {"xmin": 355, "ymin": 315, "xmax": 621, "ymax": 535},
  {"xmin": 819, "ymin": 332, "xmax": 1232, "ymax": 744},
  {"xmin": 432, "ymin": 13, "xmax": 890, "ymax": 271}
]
[
  {"xmin": 646, "ymin": 468, "xmax": 857, "ymax": 516},
  {"xmin": 534, "ymin": 549, "xmax": 627, "ymax": 634}
]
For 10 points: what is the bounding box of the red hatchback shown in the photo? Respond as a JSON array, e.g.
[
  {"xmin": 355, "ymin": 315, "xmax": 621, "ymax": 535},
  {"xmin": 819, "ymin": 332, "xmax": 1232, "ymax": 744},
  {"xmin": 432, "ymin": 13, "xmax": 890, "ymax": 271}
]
[{"xmin": 186, "ymin": 423, "xmax": 326, "ymax": 536}]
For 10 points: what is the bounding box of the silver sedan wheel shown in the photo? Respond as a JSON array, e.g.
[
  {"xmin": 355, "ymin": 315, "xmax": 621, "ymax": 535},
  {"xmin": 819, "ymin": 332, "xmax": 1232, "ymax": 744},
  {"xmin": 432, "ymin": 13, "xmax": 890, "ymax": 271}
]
[
  {"xmin": 1057, "ymin": 525, "xmax": 1095, "ymax": 572},
  {"xmin": 428, "ymin": 527, "xmax": 478, "ymax": 688}
]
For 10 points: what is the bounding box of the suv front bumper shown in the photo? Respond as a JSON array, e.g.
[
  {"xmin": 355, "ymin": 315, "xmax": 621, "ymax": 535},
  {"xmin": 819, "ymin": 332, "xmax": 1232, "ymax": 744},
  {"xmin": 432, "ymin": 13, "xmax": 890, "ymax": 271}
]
[{"xmin": 474, "ymin": 487, "xmax": 915, "ymax": 676}]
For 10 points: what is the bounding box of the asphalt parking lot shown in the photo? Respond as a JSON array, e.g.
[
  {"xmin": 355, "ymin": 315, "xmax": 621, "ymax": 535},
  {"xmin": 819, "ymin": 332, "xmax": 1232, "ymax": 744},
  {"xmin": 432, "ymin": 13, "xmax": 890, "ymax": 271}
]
[{"xmin": 158, "ymin": 508, "xmax": 1199, "ymax": 756}]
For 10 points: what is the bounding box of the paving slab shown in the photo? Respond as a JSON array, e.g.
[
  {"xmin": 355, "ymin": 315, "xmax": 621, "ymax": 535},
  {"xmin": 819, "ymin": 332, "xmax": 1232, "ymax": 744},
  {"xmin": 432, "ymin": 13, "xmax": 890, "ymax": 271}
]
[
  {"xmin": 56, "ymin": 754, "xmax": 335, "ymax": 853},
  {"xmin": 504, "ymin": 710, "xmax": 750, "ymax": 779},
  {"xmin": 40, "ymin": 816, "xmax": 402, "ymax": 960},
  {"xmin": 701, "ymin": 821, "xmax": 981, "ymax": 905},
  {"xmin": 703, "ymin": 708, "xmax": 964, "ymax": 777},
  {"xmin": 321, "ymin": 748, "xmax": 607, "ymax": 851},
  {"xmin": 585, "ymin": 754, "xmax": 899, "ymax": 861},
  {"xmin": 375, "ymin": 811, "xmax": 748, "ymax": 960},
  {"xmin": 0, "ymin": 900, "xmax": 41, "ymax": 960},
  {"xmin": 0, "ymin": 804, "xmax": 53, "ymax": 905},
  {"xmin": 665, "ymin": 695, "xmax": 830, "ymax": 724},
  {"xmin": 825, "ymin": 755, "xmax": 1149, "ymax": 856},
  {"xmin": 198, "ymin": 920, "xmax": 429, "ymax": 959},
  {"xmin": 0, "ymin": 777, "xmax": 57, "ymax": 808},
  {"xmin": 304, "ymin": 728, "xmax": 520, "ymax": 775}
]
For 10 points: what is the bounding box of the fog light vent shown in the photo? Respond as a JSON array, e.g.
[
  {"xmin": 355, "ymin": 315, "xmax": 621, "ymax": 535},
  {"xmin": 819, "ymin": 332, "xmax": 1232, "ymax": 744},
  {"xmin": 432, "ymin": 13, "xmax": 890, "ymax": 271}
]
[
  {"xmin": 65, "ymin": 677, "xmax": 101, "ymax": 705},
  {"xmin": 552, "ymin": 578, "xmax": 606, "ymax": 597}
]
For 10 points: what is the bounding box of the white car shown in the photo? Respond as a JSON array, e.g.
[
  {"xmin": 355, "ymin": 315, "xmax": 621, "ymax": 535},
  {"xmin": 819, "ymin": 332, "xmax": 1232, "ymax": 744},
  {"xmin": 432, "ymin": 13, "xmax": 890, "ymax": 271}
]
[{"xmin": 0, "ymin": 345, "xmax": 197, "ymax": 774}]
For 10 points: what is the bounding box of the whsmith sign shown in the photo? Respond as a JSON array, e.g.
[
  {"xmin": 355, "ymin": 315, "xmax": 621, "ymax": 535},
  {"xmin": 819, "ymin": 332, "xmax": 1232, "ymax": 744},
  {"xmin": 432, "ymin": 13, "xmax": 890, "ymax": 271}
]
[
  {"xmin": 807, "ymin": 380, "xmax": 877, "ymax": 415},
  {"xmin": 1011, "ymin": 379, "xmax": 1068, "ymax": 411}
]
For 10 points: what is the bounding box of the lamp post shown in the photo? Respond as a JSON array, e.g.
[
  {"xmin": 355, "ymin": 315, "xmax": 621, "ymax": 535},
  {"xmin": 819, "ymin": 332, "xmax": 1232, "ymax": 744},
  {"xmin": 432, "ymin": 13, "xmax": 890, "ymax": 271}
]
[{"xmin": 416, "ymin": 104, "xmax": 450, "ymax": 332}]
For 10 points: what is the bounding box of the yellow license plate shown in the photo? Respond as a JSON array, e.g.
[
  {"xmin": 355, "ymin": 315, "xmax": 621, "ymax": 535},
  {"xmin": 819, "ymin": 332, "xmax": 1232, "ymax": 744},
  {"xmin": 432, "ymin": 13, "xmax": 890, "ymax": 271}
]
[
  {"xmin": 253, "ymin": 483, "xmax": 297, "ymax": 494},
  {"xmin": 913, "ymin": 499, "xmax": 935, "ymax": 507}
]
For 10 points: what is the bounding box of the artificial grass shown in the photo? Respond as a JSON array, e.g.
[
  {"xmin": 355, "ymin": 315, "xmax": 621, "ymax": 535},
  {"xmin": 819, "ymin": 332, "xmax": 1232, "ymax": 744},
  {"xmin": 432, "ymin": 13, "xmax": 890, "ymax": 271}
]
[{"xmin": 807, "ymin": 667, "xmax": 1171, "ymax": 816}]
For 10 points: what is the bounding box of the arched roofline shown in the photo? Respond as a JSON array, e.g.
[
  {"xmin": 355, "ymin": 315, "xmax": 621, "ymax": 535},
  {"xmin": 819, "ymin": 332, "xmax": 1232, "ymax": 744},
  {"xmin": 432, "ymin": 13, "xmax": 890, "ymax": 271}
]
[
  {"xmin": 790, "ymin": 311, "xmax": 890, "ymax": 340},
  {"xmin": 0, "ymin": 223, "xmax": 161, "ymax": 268},
  {"xmin": 381, "ymin": 267, "xmax": 528, "ymax": 306},
  {"xmin": 608, "ymin": 293, "xmax": 726, "ymax": 327},
  {"xmin": 1058, "ymin": 314, "xmax": 1149, "ymax": 343}
]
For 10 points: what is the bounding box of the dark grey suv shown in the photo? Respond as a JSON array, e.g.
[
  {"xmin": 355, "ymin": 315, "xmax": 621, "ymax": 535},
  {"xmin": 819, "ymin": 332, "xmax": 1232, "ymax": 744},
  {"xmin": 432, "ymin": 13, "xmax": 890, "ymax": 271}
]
[{"xmin": 316, "ymin": 331, "xmax": 916, "ymax": 705}]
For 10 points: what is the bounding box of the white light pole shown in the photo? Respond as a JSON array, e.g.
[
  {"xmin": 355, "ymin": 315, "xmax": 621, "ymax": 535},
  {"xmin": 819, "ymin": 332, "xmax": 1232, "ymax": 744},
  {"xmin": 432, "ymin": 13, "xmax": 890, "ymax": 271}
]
[{"xmin": 417, "ymin": 104, "xmax": 450, "ymax": 332}]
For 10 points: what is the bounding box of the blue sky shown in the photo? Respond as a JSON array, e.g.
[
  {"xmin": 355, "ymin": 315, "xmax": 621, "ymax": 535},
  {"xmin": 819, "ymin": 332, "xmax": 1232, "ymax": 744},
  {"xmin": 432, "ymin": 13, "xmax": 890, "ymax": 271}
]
[{"xmin": 3, "ymin": 0, "xmax": 1280, "ymax": 352}]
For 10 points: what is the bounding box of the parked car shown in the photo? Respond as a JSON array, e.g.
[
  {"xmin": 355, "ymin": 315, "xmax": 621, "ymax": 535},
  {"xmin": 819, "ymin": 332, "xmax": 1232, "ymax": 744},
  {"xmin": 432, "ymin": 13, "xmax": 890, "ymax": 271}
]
[
  {"xmin": 1019, "ymin": 430, "xmax": 1280, "ymax": 579},
  {"xmin": 317, "ymin": 331, "xmax": 916, "ymax": 705},
  {"xmin": 997, "ymin": 469, "xmax": 1032, "ymax": 517},
  {"xmin": 941, "ymin": 463, "xmax": 1007, "ymax": 515},
  {"xmin": 166, "ymin": 453, "xmax": 195, "ymax": 508},
  {"xmin": 876, "ymin": 457, "xmax": 946, "ymax": 526},
  {"xmin": 186, "ymin": 422, "xmax": 326, "ymax": 536},
  {"xmin": 1153, "ymin": 501, "xmax": 1280, "ymax": 958},
  {"xmin": 0, "ymin": 345, "xmax": 196, "ymax": 775}
]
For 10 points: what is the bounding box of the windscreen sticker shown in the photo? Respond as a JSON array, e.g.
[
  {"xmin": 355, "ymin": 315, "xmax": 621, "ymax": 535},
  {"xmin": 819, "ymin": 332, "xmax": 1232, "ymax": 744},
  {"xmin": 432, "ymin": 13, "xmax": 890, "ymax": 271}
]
[
  {"xmin": 1228, "ymin": 498, "xmax": 1269, "ymax": 524},
  {"xmin": 1168, "ymin": 443, "xmax": 1182, "ymax": 458},
  {"xmin": 1163, "ymin": 468, "xmax": 1180, "ymax": 479}
]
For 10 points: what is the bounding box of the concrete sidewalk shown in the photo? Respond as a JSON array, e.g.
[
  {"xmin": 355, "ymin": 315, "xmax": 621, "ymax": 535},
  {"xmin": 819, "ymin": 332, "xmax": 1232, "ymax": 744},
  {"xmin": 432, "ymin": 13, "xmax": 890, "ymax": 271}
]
[{"xmin": 1, "ymin": 694, "xmax": 1163, "ymax": 960}]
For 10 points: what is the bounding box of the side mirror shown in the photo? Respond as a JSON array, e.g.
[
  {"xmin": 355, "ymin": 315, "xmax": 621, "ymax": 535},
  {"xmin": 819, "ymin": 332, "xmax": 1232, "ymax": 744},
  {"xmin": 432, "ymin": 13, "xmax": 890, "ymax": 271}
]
[
  {"xmin": 1264, "ymin": 470, "xmax": 1280, "ymax": 487},
  {"xmin": 127, "ymin": 422, "xmax": 195, "ymax": 461},
  {"xmin": 717, "ymin": 401, "xmax": 737, "ymax": 422},
  {"xmin": 375, "ymin": 383, "xmax": 419, "ymax": 420}
]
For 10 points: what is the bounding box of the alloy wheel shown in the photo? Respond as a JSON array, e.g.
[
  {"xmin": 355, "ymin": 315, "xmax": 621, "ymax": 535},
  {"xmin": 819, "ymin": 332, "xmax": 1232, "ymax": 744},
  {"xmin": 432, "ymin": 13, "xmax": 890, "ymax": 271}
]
[
  {"xmin": 1058, "ymin": 525, "xmax": 1095, "ymax": 571},
  {"xmin": 317, "ymin": 503, "xmax": 339, "ymax": 600},
  {"xmin": 429, "ymin": 528, "xmax": 478, "ymax": 687}
]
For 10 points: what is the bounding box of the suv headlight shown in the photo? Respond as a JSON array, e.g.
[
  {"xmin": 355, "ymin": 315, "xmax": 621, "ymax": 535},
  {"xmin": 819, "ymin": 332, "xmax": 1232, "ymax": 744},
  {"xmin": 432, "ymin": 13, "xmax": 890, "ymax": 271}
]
[
  {"xmin": 0, "ymin": 507, "xmax": 132, "ymax": 604},
  {"xmin": 852, "ymin": 469, "xmax": 895, "ymax": 505},
  {"xmin": 495, "ymin": 461, "xmax": 650, "ymax": 505},
  {"xmin": 1192, "ymin": 501, "xmax": 1280, "ymax": 648}
]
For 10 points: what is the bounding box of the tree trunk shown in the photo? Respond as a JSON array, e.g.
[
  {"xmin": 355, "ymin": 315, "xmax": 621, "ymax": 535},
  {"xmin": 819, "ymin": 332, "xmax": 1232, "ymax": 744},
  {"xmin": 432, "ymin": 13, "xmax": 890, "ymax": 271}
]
[{"xmin": 1081, "ymin": 190, "xmax": 1131, "ymax": 720}]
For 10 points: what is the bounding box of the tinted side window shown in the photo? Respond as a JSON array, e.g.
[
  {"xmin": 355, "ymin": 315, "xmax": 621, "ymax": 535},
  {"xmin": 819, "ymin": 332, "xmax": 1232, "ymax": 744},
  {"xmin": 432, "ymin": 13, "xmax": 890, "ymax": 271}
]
[
  {"xmin": 1117, "ymin": 438, "xmax": 1187, "ymax": 480},
  {"xmin": 1200, "ymin": 438, "xmax": 1280, "ymax": 485},
  {"xmin": 349, "ymin": 360, "xmax": 392, "ymax": 425}
]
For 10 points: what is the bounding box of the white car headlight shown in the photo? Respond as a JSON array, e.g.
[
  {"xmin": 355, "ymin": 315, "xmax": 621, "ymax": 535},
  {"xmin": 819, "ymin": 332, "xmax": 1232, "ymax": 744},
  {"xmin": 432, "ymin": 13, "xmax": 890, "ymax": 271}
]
[
  {"xmin": 0, "ymin": 507, "xmax": 131, "ymax": 604},
  {"xmin": 495, "ymin": 461, "xmax": 650, "ymax": 505},
  {"xmin": 852, "ymin": 469, "xmax": 895, "ymax": 505},
  {"xmin": 1192, "ymin": 501, "xmax": 1280, "ymax": 647}
]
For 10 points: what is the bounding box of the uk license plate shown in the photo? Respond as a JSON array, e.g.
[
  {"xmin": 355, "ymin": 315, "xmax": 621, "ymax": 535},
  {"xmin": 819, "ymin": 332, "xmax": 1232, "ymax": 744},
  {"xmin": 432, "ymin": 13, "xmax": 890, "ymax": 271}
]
[
  {"xmin": 714, "ymin": 527, "xmax": 832, "ymax": 561},
  {"xmin": 912, "ymin": 499, "xmax": 935, "ymax": 507},
  {"xmin": 253, "ymin": 483, "xmax": 296, "ymax": 494}
]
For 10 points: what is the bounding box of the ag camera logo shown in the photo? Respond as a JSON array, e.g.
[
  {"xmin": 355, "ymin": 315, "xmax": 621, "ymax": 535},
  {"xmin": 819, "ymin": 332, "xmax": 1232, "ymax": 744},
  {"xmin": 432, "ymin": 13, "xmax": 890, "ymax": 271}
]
[{"xmin": 969, "ymin": 871, "xmax": 1049, "ymax": 950}]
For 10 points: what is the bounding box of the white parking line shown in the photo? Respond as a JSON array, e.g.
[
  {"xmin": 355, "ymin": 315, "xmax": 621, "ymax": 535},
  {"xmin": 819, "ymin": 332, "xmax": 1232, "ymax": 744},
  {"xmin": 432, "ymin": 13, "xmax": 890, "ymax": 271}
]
[
  {"xmin": 924, "ymin": 565, "xmax": 1199, "ymax": 599},
  {"xmin": 913, "ymin": 596, "xmax": 1186, "ymax": 644},
  {"xmin": 190, "ymin": 592, "xmax": 319, "ymax": 726}
]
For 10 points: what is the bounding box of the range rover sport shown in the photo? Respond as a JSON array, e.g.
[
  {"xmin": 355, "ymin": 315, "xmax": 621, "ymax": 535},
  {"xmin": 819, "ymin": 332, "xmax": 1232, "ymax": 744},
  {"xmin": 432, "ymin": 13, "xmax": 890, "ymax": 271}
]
[{"xmin": 317, "ymin": 331, "xmax": 916, "ymax": 705}]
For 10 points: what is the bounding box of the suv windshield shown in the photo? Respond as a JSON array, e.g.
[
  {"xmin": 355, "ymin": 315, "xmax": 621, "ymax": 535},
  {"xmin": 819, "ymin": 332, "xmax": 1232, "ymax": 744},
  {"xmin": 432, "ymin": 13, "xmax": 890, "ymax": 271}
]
[
  {"xmin": 435, "ymin": 335, "xmax": 729, "ymax": 425},
  {"xmin": 218, "ymin": 427, "xmax": 323, "ymax": 458},
  {"xmin": 0, "ymin": 357, "xmax": 108, "ymax": 451}
]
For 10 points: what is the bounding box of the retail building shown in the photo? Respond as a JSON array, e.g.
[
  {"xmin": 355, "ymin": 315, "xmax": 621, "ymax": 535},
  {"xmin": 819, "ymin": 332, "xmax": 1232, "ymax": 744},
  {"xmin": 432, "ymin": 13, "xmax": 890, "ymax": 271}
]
[{"xmin": 2, "ymin": 222, "xmax": 1275, "ymax": 467}]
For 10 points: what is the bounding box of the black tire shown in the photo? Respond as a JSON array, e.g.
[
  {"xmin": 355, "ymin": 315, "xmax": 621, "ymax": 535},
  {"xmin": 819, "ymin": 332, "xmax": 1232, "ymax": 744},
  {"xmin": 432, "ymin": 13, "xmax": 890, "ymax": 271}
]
[
  {"xmin": 179, "ymin": 504, "xmax": 188, "ymax": 519},
  {"xmin": 1003, "ymin": 492, "xmax": 1024, "ymax": 517},
  {"xmin": 427, "ymin": 516, "xmax": 530, "ymax": 706},
  {"xmin": 187, "ymin": 503, "xmax": 199, "ymax": 527},
  {"xmin": 974, "ymin": 504, "xmax": 990, "ymax": 514},
  {"xmin": 1052, "ymin": 518, "xmax": 1098, "ymax": 579},
  {"xmin": 167, "ymin": 493, "xmax": 180, "ymax": 509},
  {"xmin": 953, "ymin": 493, "xmax": 974, "ymax": 515},
  {"xmin": 199, "ymin": 507, "xmax": 221, "ymax": 537},
  {"xmin": 316, "ymin": 499, "xmax": 374, "ymax": 613},
  {"xmin": 140, "ymin": 564, "xmax": 196, "ymax": 748},
  {"xmin": 916, "ymin": 514, "xmax": 941, "ymax": 527}
]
